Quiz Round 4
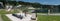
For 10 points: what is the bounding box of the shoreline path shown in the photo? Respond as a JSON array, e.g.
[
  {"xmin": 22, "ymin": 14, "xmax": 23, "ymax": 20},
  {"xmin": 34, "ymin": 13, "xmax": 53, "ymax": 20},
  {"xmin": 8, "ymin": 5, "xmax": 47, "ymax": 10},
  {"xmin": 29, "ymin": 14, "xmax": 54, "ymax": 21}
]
[{"xmin": 6, "ymin": 13, "xmax": 32, "ymax": 21}]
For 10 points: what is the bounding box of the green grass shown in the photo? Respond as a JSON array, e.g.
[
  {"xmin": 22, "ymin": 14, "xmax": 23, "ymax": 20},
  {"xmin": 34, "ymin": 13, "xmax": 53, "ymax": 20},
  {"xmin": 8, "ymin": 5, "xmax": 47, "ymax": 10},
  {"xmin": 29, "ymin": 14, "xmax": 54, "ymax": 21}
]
[
  {"xmin": 37, "ymin": 15, "xmax": 60, "ymax": 21},
  {"xmin": 0, "ymin": 9, "xmax": 19, "ymax": 14},
  {"xmin": 1, "ymin": 14, "xmax": 11, "ymax": 21},
  {"xmin": 0, "ymin": 9, "xmax": 20, "ymax": 21},
  {"xmin": 0, "ymin": 9, "xmax": 7, "ymax": 14},
  {"xmin": 37, "ymin": 15, "xmax": 48, "ymax": 21}
]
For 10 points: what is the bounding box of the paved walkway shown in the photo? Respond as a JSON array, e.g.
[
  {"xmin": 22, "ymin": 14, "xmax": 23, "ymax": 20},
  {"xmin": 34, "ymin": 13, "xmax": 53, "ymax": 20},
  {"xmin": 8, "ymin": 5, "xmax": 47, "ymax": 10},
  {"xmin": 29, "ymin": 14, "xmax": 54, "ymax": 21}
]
[
  {"xmin": 0, "ymin": 15, "xmax": 3, "ymax": 21},
  {"xmin": 5, "ymin": 13, "xmax": 32, "ymax": 21}
]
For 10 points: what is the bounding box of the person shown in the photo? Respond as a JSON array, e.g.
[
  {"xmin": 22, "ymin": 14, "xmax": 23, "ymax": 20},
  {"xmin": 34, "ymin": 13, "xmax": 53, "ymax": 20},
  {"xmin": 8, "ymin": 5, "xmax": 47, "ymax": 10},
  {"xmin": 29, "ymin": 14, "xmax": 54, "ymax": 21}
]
[{"xmin": 23, "ymin": 10, "xmax": 28, "ymax": 17}]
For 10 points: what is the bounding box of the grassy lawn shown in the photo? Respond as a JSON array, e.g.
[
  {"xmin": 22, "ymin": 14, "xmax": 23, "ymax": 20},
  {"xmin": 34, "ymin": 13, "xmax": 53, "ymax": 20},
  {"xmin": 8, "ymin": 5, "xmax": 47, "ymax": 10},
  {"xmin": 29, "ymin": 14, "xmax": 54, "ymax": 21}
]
[
  {"xmin": 1, "ymin": 14, "xmax": 11, "ymax": 21},
  {"xmin": 37, "ymin": 15, "xmax": 60, "ymax": 21},
  {"xmin": 0, "ymin": 9, "xmax": 19, "ymax": 14}
]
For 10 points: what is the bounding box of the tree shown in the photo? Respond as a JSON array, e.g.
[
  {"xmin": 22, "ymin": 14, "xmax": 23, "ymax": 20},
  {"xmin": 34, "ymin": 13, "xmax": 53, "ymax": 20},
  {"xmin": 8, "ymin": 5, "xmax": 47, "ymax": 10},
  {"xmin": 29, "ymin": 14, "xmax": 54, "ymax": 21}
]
[{"xmin": 0, "ymin": 0, "xmax": 6, "ymax": 9}]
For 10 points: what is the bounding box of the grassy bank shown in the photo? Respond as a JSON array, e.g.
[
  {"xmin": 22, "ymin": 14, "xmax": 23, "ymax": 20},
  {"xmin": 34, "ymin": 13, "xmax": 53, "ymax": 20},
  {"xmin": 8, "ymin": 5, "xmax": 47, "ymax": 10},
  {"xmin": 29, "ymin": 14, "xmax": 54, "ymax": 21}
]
[
  {"xmin": 0, "ymin": 9, "xmax": 20, "ymax": 21},
  {"xmin": 1, "ymin": 14, "xmax": 11, "ymax": 21}
]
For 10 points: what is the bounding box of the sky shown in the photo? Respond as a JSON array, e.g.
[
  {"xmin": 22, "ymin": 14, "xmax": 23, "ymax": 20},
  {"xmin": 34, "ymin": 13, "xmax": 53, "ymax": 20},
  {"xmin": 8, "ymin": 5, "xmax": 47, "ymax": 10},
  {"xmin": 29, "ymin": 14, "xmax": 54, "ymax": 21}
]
[{"xmin": 16, "ymin": 0, "xmax": 60, "ymax": 5}]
